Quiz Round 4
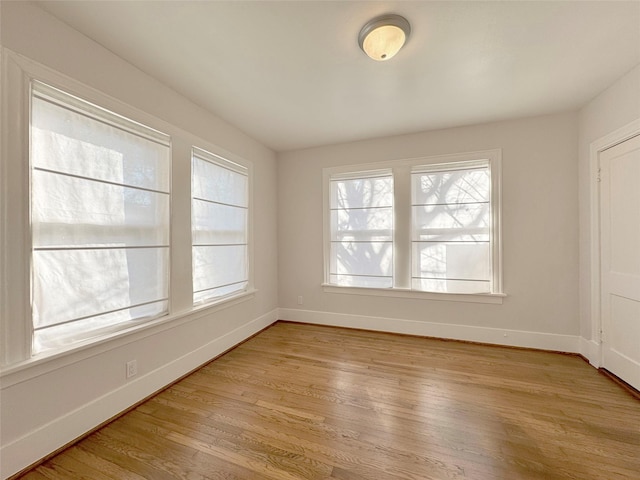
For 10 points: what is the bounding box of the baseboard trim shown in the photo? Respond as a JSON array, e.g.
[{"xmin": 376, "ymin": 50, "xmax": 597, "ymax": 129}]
[
  {"xmin": 579, "ymin": 337, "xmax": 601, "ymax": 367},
  {"xmin": 1, "ymin": 309, "xmax": 278, "ymax": 480},
  {"xmin": 278, "ymin": 308, "xmax": 581, "ymax": 353}
]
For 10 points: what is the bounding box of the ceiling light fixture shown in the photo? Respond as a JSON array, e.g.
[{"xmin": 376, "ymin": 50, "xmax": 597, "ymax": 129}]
[{"xmin": 358, "ymin": 14, "xmax": 411, "ymax": 61}]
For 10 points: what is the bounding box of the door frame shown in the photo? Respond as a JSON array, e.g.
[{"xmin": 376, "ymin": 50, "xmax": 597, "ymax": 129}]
[{"xmin": 589, "ymin": 118, "xmax": 640, "ymax": 367}]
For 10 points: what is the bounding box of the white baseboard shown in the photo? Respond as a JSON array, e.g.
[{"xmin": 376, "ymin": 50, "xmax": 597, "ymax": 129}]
[
  {"xmin": 278, "ymin": 308, "xmax": 581, "ymax": 353},
  {"xmin": 579, "ymin": 337, "xmax": 601, "ymax": 367},
  {"xmin": 0, "ymin": 309, "xmax": 278, "ymax": 480}
]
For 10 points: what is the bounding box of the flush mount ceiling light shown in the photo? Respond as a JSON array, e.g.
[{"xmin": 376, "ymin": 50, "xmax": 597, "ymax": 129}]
[{"xmin": 358, "ymin": 14, "xmax": 411, "ymax": 61}]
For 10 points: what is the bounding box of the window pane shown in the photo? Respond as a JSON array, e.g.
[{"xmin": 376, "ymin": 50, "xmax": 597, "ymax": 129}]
[
  {"xmin": 193, "ymin": 245, "xmax": 247, "ymax": 295},
  {"xmin": 32, "ymin": 96, "xmax": 170, "ymax": 192},
  {"xmin": 192, "ymin": 199, "xmax": 247, "ymax": 245},
  {"xmin": 412, "ymin": 169, "xmax": 489, "ymax": 205},
  {"xmin": 330, "ymin": 241, "xmax": 393, "ymax": 277},
  {"xmin": 331, "ymin": 207, "xmax": 392, "ymax": 242},
  {"xmin": 412, "ymin": 242, "xmax": 490, "ymax": 281},
  {"xmin": 192, "ymin": 158, "xmax": 247, "ymax": 207},
  {"xmin": 331, "ymin": 176, "xmax": 393, "ymax": 209},
  {"xmin": 412, "ymin": 204, "xmax": 489, "ymax": 241},
  {"xmin": 33, "ymin": 248, "xmax": 169, "ymax": 329},
  {"xmin": 33, "ymin": 170, "xmax": 169, "ymax": 248}
]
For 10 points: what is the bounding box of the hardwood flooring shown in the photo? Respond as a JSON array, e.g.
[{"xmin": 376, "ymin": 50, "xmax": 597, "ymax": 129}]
[{"xmin": 17, "ymin": 322, "xmax": 640, "ymax": 479}]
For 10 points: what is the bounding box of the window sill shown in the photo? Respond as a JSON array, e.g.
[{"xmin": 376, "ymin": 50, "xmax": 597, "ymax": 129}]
[
  {"xmin": 322, "ymin": 284, "xmax": 505, "ymax": 304},
  {"xmin": 0, "ymin": 289, "xmax": 257, "ymax": 385}
]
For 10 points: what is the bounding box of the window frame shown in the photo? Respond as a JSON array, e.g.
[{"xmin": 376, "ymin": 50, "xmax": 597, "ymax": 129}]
[{"xmin": 323, "ymin": 149, "xmax": 504, "ymax": 304}]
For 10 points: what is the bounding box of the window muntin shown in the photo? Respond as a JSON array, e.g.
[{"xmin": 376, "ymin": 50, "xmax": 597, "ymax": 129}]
[
  {"xmin": 191, "ymin": 148, "xmax": 249, "ymax": 304},
  {"xmin": 411, "ymin": 163, "xmax": 492, "ymax": 293},
  {"xmin": 30, "ymin": 81, "xmax": 171, "ymax": 354},
  {"xmin": 329, "ymin": 171, "xmax": 394, "ymax": 288}
]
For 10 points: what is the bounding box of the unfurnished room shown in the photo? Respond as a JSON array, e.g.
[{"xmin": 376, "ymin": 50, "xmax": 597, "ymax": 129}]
[{"xmin": 0, "ymin": 1, "xmax": 639, "ymax": 479}]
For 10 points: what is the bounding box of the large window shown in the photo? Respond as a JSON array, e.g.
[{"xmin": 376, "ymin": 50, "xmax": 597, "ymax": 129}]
[
  {"xmin": 325, "ymin": 151, "xmax": 502, "ymax": 300},
  {"xmin": 30, "ymin": 81, "xmax": 171, "ymax": 353},
  {"xmin": 191, "ymin": 148, "xmax": 249, "ymax": 304}
]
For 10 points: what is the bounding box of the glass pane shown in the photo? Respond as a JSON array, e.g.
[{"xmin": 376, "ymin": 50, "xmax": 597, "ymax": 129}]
[
  {"xmin": 412, "ymin": 242, "xmax": 490, "ymax": 281},
  {"xmin": 192, "ymin": 199, "xmax": 247, "ymax": 245},
  {"xmin": 411, "ymin": 278, "xmax": 490, "ymax": 294},
  {"xmin": 33, "ymin": 248, "xmax": 169, "ymax": 329},
  {"xmin": 194, "ymin": 282, "xmax": 248, "ymax": 304},
  {"xmin": 192, "ymin": 158, "xmax": 247, "ymax": 207},
  {"xmin": 33, "ymin": 300, "xmax": 168, "ymax": 354},
  {"xmin": 193, "ymin": 245, "xmax": 247, "ymax": 293},
  {"xmin": 412, "ymin": 203, "xmax": 489, "ymax": 241},
  {"xmin": 331, "ymin": 207, "xmax": 392, "ymax": 242},
  {"xmin": 330, "ymin": 241, "xmax": 392, "ymax": 277},
  {"xmin": 329, "ymin": 274, "xmax": 392, "ymax": 288},
  {"xmin": 32, "ymin": 96, "xmax": 170, "ymax": 192},
  {"xmin": 33, "ymin": 170, "xmax": 169, "ymax": 248},
  {"xmin": 412, "ymin": 169, "xmax": 489, "ymax": 205},
  {"xmin": 331, "ymin": 176, "xmax": 393, "ymax": 209}
]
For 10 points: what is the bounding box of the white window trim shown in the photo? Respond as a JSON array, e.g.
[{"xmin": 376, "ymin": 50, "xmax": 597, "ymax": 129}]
[
  {"xmin": 0, "ymin": 48, "xmax": 255, "ymax": 370},
  {"xmin": 323, "ymin": 149, "xmax": 504, "ymax": 304}
]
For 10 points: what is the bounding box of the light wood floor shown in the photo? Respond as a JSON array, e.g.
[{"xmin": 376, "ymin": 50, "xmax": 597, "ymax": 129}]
[{"xmin": 18, "ymin": 322, "xmax": 640, "ymax": 480}]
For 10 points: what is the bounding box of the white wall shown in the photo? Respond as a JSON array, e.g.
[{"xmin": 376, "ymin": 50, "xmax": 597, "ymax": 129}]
[
  {"xmin": 0, "ymin": 3, "xmax": 278, "ymax": 478},
  {"xmin": 577, "ymin": 64, "xmax": 640, "ymax": 361},
  {"xmin": 278, "ymin": 113, "xmax": 580, "ymax": 350}
]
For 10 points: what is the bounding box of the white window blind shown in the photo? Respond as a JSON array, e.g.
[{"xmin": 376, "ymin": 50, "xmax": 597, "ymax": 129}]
[
  {"xmin": 411, "ymin": 161, "xmax": 491, "ymax": 293},
  {"xmin": 329, "ymin": 170, "xmax": 394, "ymax": 288},
  {"xmin": 30, "ymin": 81, "xmax": 171, "ymax": 353},
  {"xmin": 191, "ymin": 148, "xmax": 248, "ymax": 304}
]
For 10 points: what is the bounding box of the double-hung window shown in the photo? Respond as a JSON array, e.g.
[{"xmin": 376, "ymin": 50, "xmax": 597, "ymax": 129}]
[
  {"xmin": 325, "ymin": 151, "xmax": 502, "ymax": 300},
  {"xmin": 191, "ymin": 148, "xmax": 249, "ymax": 304},
  {"xmin": 31, "ymin": 81, "xmax": 171, "ymax": 354}
]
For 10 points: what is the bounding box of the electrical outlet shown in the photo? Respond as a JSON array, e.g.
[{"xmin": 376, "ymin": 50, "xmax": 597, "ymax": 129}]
[
  {"xmin": 297, "ymin": 295, "xmax": 303, "ymax": 305},
  {"xmin": 126, "ymin": 360, "xmax": 137, "ymax": 378}
]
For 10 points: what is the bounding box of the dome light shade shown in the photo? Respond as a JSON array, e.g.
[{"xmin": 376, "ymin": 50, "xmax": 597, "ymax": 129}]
[{"xmin": 358, "ymin": 14, "xmax": 411, "ymax": 61}]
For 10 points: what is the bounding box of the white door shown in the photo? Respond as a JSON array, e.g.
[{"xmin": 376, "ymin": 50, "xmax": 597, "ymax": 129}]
[{"xmin": 600, "ymin": 134, "xmax": 640, "ymax": 391}]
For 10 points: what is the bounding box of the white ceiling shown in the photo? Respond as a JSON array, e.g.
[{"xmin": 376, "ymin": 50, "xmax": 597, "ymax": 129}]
[{"xmin": 35, "ymin": 1, "xmax": 640, "ymax": 152}]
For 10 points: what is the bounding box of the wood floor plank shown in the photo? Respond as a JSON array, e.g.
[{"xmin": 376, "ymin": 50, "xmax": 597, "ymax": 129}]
[{"xmin": 15, "ymin": 322, "xmax": 640, "ymax": 479}]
